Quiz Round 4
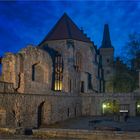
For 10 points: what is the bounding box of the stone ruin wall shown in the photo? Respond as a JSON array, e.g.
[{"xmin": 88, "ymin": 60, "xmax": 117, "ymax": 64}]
[
  {"xmin": 0, "ymin": 46, "xmax": 53, "ymax": 94},
  {"xmin": 0, "ymin": 92, "xmax": 82, "ymax": 128}
]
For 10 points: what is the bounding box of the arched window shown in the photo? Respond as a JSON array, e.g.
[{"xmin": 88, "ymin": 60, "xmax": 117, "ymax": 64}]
[
  {"xmin": 32, "ymin": 64, "xmax": 36, "ymax": 81},
  {"xmin": 32, "ymin": 63, "xmax": 44, "ymax": 83},
  {"xmin": 75, "ymin": 52, "xmax": 82, "ymax": 72},
  {"xmin": 54, "ymin": 55, "xmax": 63, "ymax": 91}
]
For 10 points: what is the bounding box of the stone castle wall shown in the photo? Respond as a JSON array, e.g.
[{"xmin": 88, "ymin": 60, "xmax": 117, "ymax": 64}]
[
  {"xmin": 0, "ymin": 92, "xmax": 82, "ymax": 128},
  {"xmin": 0, "ymin": 91, "xmax": 140, "ymax": 128}
]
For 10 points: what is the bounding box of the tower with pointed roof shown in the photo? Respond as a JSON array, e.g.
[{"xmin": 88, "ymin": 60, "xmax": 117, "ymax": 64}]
[{"xmin": 99, "ymin": 24, "xmax": 114, "ymax": 93}]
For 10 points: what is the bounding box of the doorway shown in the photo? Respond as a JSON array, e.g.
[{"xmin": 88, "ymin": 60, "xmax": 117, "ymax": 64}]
[
  {"xmin": 37, "ymin": 102, "xmax": 44, "ymax": 128},
  {"xmin": 81, "ymin": 81, "xmax": 84, "ymax": 93}
]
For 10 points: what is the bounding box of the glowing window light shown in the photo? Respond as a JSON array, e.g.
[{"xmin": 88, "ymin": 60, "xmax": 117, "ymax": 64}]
[
  {"xmin": 54, "ymin": 55, "xmax": 63, "ymax": 91},
  {"xmin": 137, "ymin": 104, "xmax": 140, "ymax": 108},
  {"xmin": 55, "ymin": 81, "xmax": 62, "ymax": 91}
]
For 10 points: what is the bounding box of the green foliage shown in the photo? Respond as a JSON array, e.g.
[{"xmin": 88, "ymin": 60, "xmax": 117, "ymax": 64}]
[
  {"xmin": 111, "ymin": 32, "xmax": 140, "ymax": 93},
  {"xmin": 111, "ymin": 57, "xmax": 138, "ymax": 93},
  {"xmin": 125, "ymin": 32, "xmax": 140, "ymax": 70}
]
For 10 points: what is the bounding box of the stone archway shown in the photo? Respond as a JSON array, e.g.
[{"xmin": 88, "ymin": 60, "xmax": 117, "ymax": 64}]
[
  {"xmin": 37, "ymin": 101, "xmax": 52, "ymax": 128},
  {"xmin": 102, "ymin": 100, "xmax": 119, "ymax": 116},
  {"xmin": 0, "ymin": 107, "xmax": 6, "ymax": 126},
  {"xmin": 37, "ymin": 102, "xmax": 45, "ymax": 128},
  {"xmin": 136, "ymin": 101, "xmax": 140, "ymax": 116}
]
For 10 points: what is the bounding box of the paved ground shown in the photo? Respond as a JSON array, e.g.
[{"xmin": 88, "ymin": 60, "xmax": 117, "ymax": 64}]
[
  {"xmin": 1, "ymin": 116, "xmax": 140, "ymax": 139},
  {"xmin": 46, "ymin": 116, "xmax": 140, "ymax": 131},
  {"xmin": 0, "ymin": 134, "xmax": 80, "ymax": 140}
]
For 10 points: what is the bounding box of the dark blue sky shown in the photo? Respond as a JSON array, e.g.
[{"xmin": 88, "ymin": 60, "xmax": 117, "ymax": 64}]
[{"xmin": 0, "ymin": 1, "xmax": 140, "ymax": 57}]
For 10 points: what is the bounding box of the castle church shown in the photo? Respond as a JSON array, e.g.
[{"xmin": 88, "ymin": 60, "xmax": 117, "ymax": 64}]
[{"xmin": 0, "ymin": 13, "xmax": 139, "ymax": 128}]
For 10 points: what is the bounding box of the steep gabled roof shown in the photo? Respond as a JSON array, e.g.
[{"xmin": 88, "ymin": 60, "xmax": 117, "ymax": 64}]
[
  {"xmin": 39, "ymin": 13, "xmax": 91, "ymax": 44},
  {"xmin": 101, "ymin": 24, "xmax": 113, "ymax": 48}
]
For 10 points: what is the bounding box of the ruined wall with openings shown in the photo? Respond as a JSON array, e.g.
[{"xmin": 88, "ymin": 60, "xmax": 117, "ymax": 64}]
[
  {"xmin": 0, "ymin": 92, "xmax": 82, "ymax": 128},
  {"xmin": 0, "ymin": 46, "xmax": 53, "ymax": 94}
]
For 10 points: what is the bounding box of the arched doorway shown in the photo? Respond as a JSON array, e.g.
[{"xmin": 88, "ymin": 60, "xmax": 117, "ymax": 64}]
[
  {"xmin": 102, "ymin": 100, "xmax": 119, "ymax": 116},
  {"xmin": 37, "ymin": 101, "xmax": 52, "ymax": 128},
  {"xmin": 136, "ymin": 101, "xmax": 140, "ymax": 116},
  {"xmin": 37, "ymin": 102, "xmax": 44, "ymax": 128}
]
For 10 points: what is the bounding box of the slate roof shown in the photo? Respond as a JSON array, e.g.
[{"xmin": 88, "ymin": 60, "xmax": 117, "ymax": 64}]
[{"xmin": 39, "ymin": 13, "xmax": 91, "ymax": 44}]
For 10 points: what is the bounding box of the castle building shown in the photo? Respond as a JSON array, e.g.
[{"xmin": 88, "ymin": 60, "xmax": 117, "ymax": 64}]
[
  {"xmin": 0, "ymin": 13, "xmax": 105, "ymax": 94},
  {"xmin": 0, "ymin": 13, "xmax": 139, "ymax": 128}
]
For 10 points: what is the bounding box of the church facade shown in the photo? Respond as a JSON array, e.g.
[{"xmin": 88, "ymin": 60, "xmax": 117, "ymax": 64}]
[{"xmin": 0, "ymin": 13, "xmax": 139, "ymax": 128}]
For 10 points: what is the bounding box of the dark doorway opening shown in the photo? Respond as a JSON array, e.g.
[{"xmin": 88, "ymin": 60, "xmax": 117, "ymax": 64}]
[
  {"xmin": 75, "ymin": 107, "xmax": 76, "ymax": 117},
  {"xmin": 67, "ymin": 108, "xmax": 70, "ymax": 117},
  {"xmin": 81, "ymin": 81, "xmax": 84, "ymax": 93},
  {"xmin": 37, "ymin": 102, "xmax": 44, "ymax": 128}
]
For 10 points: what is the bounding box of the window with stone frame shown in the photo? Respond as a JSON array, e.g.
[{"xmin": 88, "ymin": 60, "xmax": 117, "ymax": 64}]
[
  {"xmin": 75, "ymin": 52, "xmax": 82, "ymax": 72},
  {"xmin": 54, "ymin": 55, "xmax": 63, "ymax": 91},
  {"xmin": 32, "ymin": 64, "xmax": 35, "ymax": 81},
  {"xmin": 32, "ymin": 63, "xmax": 44, "ymax": 83},
  {"xmin": 87, "ymin": 73, "xmax": 92, "ymax": 89}
]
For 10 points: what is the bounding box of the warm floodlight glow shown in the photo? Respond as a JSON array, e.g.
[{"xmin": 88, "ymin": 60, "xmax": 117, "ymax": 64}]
[
  {"xmin": 137, "ymin": 104, "xmax": 140, "ymax": 108},
  {"xmin": 103, "ymin": 104, "xmax": 107, "ymax": 108}
]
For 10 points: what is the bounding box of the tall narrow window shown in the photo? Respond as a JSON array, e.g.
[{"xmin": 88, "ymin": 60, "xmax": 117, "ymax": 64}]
[
  {"xmin": 67, "ymin": 108, "xmax": 70, "ymax": 117},
  {"xmin": 32, "ymin": 64, "xmax": 35, "ymax": 81},
  {"xmin": 75, "ymin": 52, "xmax": 82, "ymax": 72},
  {"xmin": 88, "ymin": 73, "xmax": 92, "ymax": 89},
  {"xmin": 81, "ymin": 81, "xmax": 84, "ymax": 93},
  {"xmin": 54, "ymin": 55, "xmax": 63, "ymax": 91}
]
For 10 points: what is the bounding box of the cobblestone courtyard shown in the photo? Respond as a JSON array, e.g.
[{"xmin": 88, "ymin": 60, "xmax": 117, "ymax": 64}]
[{"xmin": 46, "ymin": 116, "xmax": 140, "ymax": 131}]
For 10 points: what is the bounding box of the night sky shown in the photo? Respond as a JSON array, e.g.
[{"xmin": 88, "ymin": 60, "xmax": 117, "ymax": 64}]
[{"xmin": 0, "ymin": 1, "xmax": 140, "ymax": 57}]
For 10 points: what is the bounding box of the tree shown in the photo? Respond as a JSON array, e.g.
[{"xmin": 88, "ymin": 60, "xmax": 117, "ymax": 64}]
[
  {"xmin": 111, "ymin": 57, "xmax": 138, "ymax": 93},
  {"xmin": 124, "ymin": 32, "xmax": 140, "ymax": 70},
  {"xmin": 111, "ymin": 32, "xmax": 140, "ymax": 93}
]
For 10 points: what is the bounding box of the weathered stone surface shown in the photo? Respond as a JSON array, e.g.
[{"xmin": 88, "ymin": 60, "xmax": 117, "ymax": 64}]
[{"xmin": 0, "ymin": 91, "xmax": 140, "ymax": 128}]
